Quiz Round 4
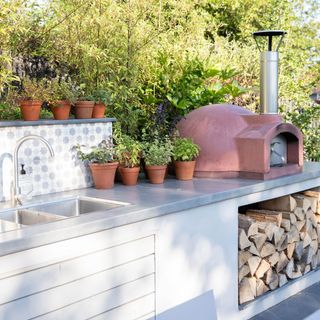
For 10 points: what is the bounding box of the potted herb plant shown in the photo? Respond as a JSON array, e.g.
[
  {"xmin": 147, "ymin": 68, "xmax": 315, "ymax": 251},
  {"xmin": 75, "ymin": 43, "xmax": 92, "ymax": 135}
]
[
  {"xmin": 92, "ymin": 89, "xmax": 109, "ymax": 118},
  {"xmin": 48, "ymin": 79, "xmax": 75, "ymax": 120},
  {"xmin": 75, "ymin": 138, "xmax": 118, "ymax": 189},
  {"xmin": 115, "ymin": 133, "xmax": 142, "ymax": 186},
  {"xmin": 172, "ymin": 137, "xmax": 200, "ymax": 180},
  {"xmin": 143, "ymin": 137, "xmax": 173, "ymax": 184},
  {"xmin": 18, "ymin": 78, "xmax": 50, "ymax": 121},
  {"xmin": 74, "ymin": 84, "xmax": 95, "ymax": 119}
]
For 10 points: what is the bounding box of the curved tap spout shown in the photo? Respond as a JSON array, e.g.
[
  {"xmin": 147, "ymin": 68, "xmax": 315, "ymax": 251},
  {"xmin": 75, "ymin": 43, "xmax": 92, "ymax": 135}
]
[{"xmin": 12, "ymin": 135, "xmax": 55, "ymax": 206}]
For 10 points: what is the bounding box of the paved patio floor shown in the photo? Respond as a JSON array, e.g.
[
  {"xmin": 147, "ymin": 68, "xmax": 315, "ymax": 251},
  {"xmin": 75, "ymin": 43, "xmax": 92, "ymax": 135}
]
[{"xmin": 250, "ymin": 281, "xmax": 320, "ymax": 320}]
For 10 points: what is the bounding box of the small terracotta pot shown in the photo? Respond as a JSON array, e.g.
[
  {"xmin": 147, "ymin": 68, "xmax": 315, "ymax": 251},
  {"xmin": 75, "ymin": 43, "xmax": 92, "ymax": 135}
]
[
  {"xmin": 92, "ymin": 102, "xmax": 106, "ymax": 118},
  {"xmin": 51, "ymin": 100, "xmax": 71, "ymax": 120},
  {"xmin": 174, "ymin": 160, "xmax": 196, "ymax": 180},
  {"xmin": 145, "ymin": 165, "xmax": 167, "ymax": 184},
  {"xmin": 19, "ymin": 100, "xmax": 42, "ymax": 121},
  {"xmin": 75, "ymin": 101, "xmax": 94, "ymax": 119},
  {"xmin": 119, "ymin": 166, "xmax": 140, "ymax": 186},
  {"xmin": 89, "ymin": 162, "xmax": 119, "ymax": 189}
]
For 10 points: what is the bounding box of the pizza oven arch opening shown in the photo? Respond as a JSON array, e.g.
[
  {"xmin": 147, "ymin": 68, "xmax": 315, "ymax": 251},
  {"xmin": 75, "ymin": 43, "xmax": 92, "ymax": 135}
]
[{"xmin": 270, "ymin": 132, "xmax": 300, "ymax": 167}]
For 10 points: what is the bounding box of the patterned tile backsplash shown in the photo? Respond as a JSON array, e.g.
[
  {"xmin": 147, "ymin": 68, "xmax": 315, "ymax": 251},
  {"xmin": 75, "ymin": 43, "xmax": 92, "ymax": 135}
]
[{"xmin": 0, "ymin": 121, "xmax": 113, "ymax": 202}]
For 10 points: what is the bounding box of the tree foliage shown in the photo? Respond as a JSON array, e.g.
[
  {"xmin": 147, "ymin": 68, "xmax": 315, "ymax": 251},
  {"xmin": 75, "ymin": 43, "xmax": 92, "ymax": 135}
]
[{"xmin": 0, "ymin": 0, "xmax": 319, "ymax": 159}]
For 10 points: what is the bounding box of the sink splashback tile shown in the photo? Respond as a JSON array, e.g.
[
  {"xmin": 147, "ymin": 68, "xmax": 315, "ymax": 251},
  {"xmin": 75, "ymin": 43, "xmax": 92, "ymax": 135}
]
[{"xmin": 0, "ymin": 122, "xmax": 113, "ymax": 201}]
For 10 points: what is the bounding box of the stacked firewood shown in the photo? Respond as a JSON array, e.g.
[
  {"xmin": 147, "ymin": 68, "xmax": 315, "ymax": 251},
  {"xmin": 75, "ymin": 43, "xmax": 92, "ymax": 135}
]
[{"xmin": 238, "ymin": 189, "xmax": 320, "ymax": 304}]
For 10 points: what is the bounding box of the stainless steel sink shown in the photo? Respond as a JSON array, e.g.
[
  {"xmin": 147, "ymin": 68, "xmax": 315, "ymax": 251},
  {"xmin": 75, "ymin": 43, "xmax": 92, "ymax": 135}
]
[
  {"xmin": 0, "ymin": 196, "xmax": 126, "ymax": 232},
  {"xmin": 25, "ymin": 196, "xmax": 125, "ymax": 217},
  {"xmin": 0, "ymin": 209, "xmax": 65, "ymax": 225}
]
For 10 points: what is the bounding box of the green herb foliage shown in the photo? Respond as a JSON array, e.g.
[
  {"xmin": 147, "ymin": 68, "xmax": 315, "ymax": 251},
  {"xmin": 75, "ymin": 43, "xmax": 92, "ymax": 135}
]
[
  {"xmin": 143, "ymin": 137, "xmax": 173, "ymax": 166},
  {"xmin": 75, "ymin": 139, "xmax": 117, "ymax": 164},
  {"xmin": 18, "ymin": 78, "xmax": 50, "ymax": 101},
  {"xmin": 172, "ymin": 137, "xmax": 200, "ymax": 162},
  {"xmin": 48, "ymin": 79, "xmax": 76, "ymax": 105},
  {"xmin": 115, "ymin": 129, "xmax": 142, "ymax": 168}
]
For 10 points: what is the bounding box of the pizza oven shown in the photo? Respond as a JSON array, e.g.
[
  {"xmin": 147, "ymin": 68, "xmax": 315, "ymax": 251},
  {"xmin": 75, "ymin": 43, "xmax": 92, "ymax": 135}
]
[{"xmin": 177, "ymin": 30, "xmax": 304, "ymax": 180}]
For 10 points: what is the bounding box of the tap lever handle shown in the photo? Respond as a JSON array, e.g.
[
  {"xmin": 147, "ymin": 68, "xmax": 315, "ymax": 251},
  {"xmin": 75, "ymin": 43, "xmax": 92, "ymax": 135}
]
[{"xmin": 20, "ymin": 164, "xmax": 26, "ymax": 175}]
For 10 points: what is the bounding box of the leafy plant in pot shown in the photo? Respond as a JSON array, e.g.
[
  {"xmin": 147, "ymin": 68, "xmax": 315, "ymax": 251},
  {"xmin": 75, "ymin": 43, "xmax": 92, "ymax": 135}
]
[
  {"xmin": 75, "ymin": 138, "xmax": 118, "ymax": 189},
  {"xmin": 74, "ymin": 84, "xmax": 95, "ymax": 119},
  {"xmin": 143, "ymin": 137, "xmax": 173, "ymax": 184},
  {"xmin": 115, "ymin": 133, "xmax": 142, "ymax": 186},
  {"xmin": 172, "ymin": 137, "xmax": 200, "ymax": 180},
  {"xmin": 18, "ymin": 78, "xmax": 50, "ymax": 121},
  {"xmin": 48, "ymin": 79, "xmax": 75, "ymax": 120},
  {"xmin": 92, "ymin": 89, "xmax": 109, "ymax": 118}
]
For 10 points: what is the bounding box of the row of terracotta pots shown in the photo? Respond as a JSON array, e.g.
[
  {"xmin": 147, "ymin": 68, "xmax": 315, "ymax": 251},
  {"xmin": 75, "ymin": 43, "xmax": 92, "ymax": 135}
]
[
  {"xmin": 144, "ymin": 161, "xmax": 195, "ymax": 184},
  {"xmin": 19, "ymin": 100, "xmax": 106, "ymax": 121},
  {"xmin": 89, "ymin": 160, "xmax": 196, "ymax": 189},
  {"xmin": 73, "ymin": 101, "xmax": 106, "ymax": 120}
]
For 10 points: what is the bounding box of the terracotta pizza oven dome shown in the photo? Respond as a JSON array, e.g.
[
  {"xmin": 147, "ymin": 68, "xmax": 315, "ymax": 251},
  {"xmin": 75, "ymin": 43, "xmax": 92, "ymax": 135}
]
[
  {"xmin": 177, "ymin": 104, "xmax": 252, "ymax": 173},
  {"xmin": 176, "ymin": 104, "xmax": 303, "ymax": 180}
]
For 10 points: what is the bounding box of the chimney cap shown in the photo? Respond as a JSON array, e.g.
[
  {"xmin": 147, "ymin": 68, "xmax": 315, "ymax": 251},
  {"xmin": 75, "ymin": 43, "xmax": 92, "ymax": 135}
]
[
  {"xmin": 253, "ymin": 30, "xmax": 287, "ymax": 52},
  {"xmin": 253, "ymin": 30, "xmax": 287, "ymax": 37}
]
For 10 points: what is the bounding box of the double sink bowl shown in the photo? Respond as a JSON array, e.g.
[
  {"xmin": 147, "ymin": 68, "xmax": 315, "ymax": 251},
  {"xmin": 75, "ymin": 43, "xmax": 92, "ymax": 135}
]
[{"xmin": 0, "ymin": 196, "xmax": 126, "ymax": 232}]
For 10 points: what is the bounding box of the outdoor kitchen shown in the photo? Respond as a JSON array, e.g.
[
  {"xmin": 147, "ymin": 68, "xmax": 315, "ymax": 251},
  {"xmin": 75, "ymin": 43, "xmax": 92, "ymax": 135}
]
[{"xmin": 0, "ymin": 5, "xmax": 319, "ymax": 318}]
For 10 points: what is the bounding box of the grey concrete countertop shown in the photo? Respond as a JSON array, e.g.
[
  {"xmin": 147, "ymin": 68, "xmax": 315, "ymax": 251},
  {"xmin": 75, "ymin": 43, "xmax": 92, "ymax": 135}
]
[
  {"xmin": 0, "ymin": 161, "xmax": 319, "ymax": 256},
  {"xmin": 0, "ymin": 118, "xmax": 116, "ymax": 127}
]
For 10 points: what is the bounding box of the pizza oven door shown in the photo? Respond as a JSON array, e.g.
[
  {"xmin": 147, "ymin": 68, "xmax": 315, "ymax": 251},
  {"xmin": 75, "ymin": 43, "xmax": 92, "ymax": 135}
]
[{"xmin": 270, "ymin": 134, "xmax": 287, "ymax": 167}]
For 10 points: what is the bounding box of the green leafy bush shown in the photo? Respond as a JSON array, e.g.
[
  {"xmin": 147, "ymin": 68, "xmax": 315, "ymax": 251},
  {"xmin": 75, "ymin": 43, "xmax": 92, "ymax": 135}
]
[
  {"xmin": 284, "ymin": 104, "xmax": 320, "ymax": 161},
  {"xmin": 0, "ymin": 102, "xmax": 21, "ymax": 120},
  {"xmin": 172, "ymin": 137, "xmax": 200, "ymax": 162},
  {"xmin": 140, "ymin": 56, "xmax": 247, "ymax": 138},
  {"xmin": 142, "ymin": 56, "xmax": 246, "ymax": 117}
]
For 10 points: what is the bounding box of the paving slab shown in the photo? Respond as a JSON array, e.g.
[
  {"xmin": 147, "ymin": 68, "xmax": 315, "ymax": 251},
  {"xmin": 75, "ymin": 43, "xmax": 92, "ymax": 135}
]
[{"xmin": 250, "ymin": 281, "xmax": 320, "ymax": 320}]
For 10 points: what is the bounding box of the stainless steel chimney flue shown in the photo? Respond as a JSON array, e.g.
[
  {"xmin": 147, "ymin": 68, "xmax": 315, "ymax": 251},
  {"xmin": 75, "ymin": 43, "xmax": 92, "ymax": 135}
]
[{"xmin": 253, "ymin": 30, "xmax": 287, "ymax": 114}]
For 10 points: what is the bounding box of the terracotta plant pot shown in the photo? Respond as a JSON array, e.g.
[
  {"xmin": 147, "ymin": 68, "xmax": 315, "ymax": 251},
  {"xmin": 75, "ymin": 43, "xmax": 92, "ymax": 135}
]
[
  {"xmin": 89, "ymin": 162, "xmax": 119, "ymax": 189},
  {"xmin": 174, "ymin": 160, "xmax": 196, "ymax": 180},
  {"xmin": 92, "ymin": 102, "xmax": 106, "ymax": 118},
  {"xmin": 119, "ymin": 166, "xmax": 140, "ymax": 186},
  {"xmin": 51, "ymin": 100, "xmax": 71, "ymax": 120},
  {"xmin": 19, "ymin": 100, "xmax": 42, "ymax": 121},
  {"xmin": 75, "ymin": 101, "xmax": 94, "ymax": 119},
  {"xmin": 145, "ymin": 165, "xmax": 167, "ymax": 184}
]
